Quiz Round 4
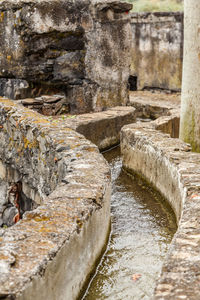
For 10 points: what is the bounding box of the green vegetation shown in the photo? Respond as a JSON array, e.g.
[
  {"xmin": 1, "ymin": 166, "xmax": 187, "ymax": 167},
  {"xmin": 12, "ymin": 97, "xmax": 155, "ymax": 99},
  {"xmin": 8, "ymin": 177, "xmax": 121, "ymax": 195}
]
[{"xmin": 125, "ymin": 0, "xmax": 183, "ymax": 12}]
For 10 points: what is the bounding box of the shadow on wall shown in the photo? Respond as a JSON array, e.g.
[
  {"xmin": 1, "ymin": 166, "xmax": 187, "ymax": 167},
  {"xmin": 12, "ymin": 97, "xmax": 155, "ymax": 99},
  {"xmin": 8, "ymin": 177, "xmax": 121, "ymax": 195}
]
[
  {"xmin": 0, "ymin": 180, "xmax": 36, "ymax": 228},
  {"xmin": 155, "ymin": 116, "xmax": 180, "ymax": 138},
  {"xmin": 128, "ymin": 75, "xmax": 137, "ymax": 91}
]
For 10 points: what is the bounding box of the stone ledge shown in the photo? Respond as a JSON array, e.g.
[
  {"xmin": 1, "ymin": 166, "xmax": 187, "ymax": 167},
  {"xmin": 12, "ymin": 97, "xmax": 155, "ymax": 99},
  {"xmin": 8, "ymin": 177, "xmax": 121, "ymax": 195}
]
[
  {"xmin": 129, "ymin": 91, "xmax": 181, "ymax": 110},
  {"xmin": 10, "ymin": 105, "xmax": 136, "ymax": 151},
  {"xmin": 121, "ymin": 113, "xmax": 200, "ymax": 299},
  {"xmin": 0, "ymin": 98, "xmax": 111, "ymax": 300},
  {"xmin": 50, "ymin": 106, "xmax": 136, "ymax": 151}
]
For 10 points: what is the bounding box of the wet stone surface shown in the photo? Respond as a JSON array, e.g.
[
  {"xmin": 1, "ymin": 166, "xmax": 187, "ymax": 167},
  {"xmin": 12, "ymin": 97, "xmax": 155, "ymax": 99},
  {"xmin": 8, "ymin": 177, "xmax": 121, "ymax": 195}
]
[
  {"xmin": 120, "ymin": 109, "xmax": 200, "ymax": 299},
  {"xmin": 83, "ymin": 147, "xmax": 177, "ymax": 300}
]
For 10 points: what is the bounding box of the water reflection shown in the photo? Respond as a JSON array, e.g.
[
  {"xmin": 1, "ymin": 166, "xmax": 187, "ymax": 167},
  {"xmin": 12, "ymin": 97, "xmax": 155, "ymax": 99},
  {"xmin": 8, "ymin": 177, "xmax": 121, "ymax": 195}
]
[{"xmin": 83, "ymin": 146, "xmax": 176, "ymax": 300}]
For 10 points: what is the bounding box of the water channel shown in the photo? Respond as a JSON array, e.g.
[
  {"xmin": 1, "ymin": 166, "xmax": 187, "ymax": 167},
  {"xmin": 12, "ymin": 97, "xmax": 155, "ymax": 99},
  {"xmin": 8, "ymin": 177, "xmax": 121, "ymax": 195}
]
[{"xmin": 83, "ymin": 146, "xmax": 177, "ymax": 300}]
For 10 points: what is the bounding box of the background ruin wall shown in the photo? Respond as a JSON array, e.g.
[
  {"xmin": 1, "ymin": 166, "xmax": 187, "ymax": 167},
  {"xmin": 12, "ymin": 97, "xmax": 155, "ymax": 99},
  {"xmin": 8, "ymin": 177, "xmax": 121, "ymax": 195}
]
[
  {"xmin": 130, "ymin": 12, "xmax": 183, "ymax": 92},
  {"xmin": 0, "ymin": 0, "xmax": 132, "ymax": 114}
]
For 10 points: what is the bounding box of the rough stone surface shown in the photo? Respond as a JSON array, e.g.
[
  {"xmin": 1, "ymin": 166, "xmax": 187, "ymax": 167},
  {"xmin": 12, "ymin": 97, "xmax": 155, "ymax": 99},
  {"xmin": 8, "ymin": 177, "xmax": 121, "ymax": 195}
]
[
  {"xmin": 130, "ymin": 12, "xmax": 183, "ymax": 91},
  {"xmin": 0, "ymin": 79, "xmax": 30, "ymax": 100},
  {"xmin": 0, "ymin": 0, "xmax": 132, "ymax": 113},
  {"xmin": 42, "ymin": 106, "xmax": 136, "ymax": 151},
  {"xmin": 129, "ymin": 91, "xmax": 181, "ymax": 109},
  {"xmin": 0, "ymin": 98, "xmax": 111, "ymax": 300},
  {"xmin": 75, "ymin": 107, "xmax": 136, "ymax": 150},
  {"xmin": 19, "ymin": 95, "xmax": 69, "ymax": 116},
  {"xmin": 129, "ymin": 91, "xmax": 181, "ymax": 137},
  {"xmin": 121, "ymin": 107, "xmax": 200, "ymax": 299}
]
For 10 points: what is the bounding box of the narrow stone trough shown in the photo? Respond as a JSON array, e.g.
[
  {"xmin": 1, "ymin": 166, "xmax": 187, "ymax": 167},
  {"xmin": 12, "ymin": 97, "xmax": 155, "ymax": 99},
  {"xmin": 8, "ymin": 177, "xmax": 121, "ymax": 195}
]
[
  {"xmin": 83, "ymin": 146, "xmax": 176, "ymax": 300},
  {"xmin": 0, "ymin": 89, "xmax": 199, "ymax": 300},
  {"xmin": 0, "ymin": 0, "xmax": 194, "ymax": 297},
  {"xmin": 121, "ymin": 92, "xmax": 200, "ymax": 299},
  {"xmin": 0, "ymin": 97, "xmax": 136, "ymax": 300}
]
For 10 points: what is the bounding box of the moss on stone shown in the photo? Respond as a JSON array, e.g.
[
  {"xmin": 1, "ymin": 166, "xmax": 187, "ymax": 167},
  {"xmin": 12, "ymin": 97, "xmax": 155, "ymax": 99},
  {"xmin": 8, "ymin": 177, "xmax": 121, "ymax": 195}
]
[
  {"xmin": 181, "ymin": 110, "xmax": 200, "ymax": 153},
  {"xmin": 0, "ymin": 11, "xmax": 4, "ymax": 22}
]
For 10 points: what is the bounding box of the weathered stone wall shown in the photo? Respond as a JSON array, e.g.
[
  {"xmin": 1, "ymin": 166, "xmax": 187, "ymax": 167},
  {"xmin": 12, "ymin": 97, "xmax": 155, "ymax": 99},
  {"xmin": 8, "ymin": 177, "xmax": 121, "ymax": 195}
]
[
  {"xmin": 0, "ymin": 98, "xmax": 111, "ymax": 300},
  {"xmin": 121, "ymin": 110, "xmax": 200, "ymax": 299},
  {"xmin": 0, "ymin": 0, "xmax": 132, "ymax": 113},
  {"xmin": 47, "ymin": 106, "xmax": 136, "ymax": 151},
  {"xmin": 130, "ymin": 12, "xmax": 183, "ymax": 91}
]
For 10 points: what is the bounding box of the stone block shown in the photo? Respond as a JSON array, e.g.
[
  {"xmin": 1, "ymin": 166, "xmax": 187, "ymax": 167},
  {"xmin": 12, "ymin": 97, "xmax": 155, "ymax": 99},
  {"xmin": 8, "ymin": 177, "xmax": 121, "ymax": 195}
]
[
  {"xmin": 130, "ymin": 12, "xmax": 183, "ymax": 91},
  {"xmin": 0, "ymin": 98, "xmax": 111, "ymax": 299},
  {"xmin": 0, "ymin": 0, "xmax": 132, "ymax": 113}
]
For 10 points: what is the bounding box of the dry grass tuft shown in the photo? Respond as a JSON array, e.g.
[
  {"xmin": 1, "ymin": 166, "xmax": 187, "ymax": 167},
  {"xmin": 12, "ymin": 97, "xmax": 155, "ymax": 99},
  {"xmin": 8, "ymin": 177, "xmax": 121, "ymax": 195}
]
[{"xmin": 125, "ymin": 0, "xmax": 183, "ymax": 12}]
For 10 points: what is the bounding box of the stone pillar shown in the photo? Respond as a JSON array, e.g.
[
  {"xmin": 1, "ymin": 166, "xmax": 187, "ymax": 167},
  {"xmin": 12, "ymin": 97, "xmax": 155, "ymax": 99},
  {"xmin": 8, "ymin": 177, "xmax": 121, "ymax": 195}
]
[
  {"xmin": 180, "ymin": 0, "xmax": 200, "ymax": 152},
  {"xmin": 0, "ymin": 0, "xmax": 132, "ymax": 113}
]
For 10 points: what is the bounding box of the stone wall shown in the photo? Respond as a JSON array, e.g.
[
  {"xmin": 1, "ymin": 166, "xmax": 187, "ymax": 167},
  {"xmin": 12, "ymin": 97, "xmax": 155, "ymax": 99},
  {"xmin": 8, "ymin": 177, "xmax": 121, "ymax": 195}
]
[
  {"xmin": 0, "ymin": 0, "xmax": 132, "ymax": 113},
  {"xmin": 130, "ymin": 12, "xmax": 183, "ymax": 91},
  {"xmin": 47, "ymin": 106, "xmax": 136, "ymax": 151},
  {"xmin": 0, "ymin": 98, "xmax": 111, "ymax": 299},
  {"xmin": 121, "ymin": 110, "xmax": 200, "ymax": 299}
]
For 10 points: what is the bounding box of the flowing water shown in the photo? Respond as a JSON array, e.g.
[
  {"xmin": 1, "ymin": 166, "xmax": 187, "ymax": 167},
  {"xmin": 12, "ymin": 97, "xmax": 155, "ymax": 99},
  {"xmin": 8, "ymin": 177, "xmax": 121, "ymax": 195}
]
[{"xmin": 83, "ymin": 146, "xmax": 177, "ymax": 300}]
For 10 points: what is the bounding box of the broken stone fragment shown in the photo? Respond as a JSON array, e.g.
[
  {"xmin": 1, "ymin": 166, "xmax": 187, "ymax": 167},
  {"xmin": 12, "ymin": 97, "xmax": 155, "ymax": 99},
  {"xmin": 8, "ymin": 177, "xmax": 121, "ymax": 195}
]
[
  {"xmin": 20, "ymin": 95, "xmax": 68, "ymax": 115},
  {"xmin": 41, "ymin": 99, "xmax": 69, "ymax": 116},
  {"xmin": 21, "ymin": 98, "xmax": 44, "ymax": 105},
  {"xmin": 40, "ymin": 95, "xmax": 65, "ymax": 104},
  {"xmin": 2, "ymin": 206, "xmax": 18, "ymax": 227}
]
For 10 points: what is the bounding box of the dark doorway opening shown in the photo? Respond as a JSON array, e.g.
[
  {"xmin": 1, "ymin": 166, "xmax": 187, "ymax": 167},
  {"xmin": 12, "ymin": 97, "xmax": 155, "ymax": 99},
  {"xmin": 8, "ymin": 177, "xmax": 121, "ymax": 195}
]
[{"xmin": 128, "ymin": 75, "xmax": 137, "ymax": 91}]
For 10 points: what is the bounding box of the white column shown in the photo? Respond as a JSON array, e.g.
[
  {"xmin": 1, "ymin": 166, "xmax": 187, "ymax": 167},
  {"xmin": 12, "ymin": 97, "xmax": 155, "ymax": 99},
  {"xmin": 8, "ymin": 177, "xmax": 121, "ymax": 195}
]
[{"xmin": 180, "ymin": 0, "xmax": 200, "ymax": 152}]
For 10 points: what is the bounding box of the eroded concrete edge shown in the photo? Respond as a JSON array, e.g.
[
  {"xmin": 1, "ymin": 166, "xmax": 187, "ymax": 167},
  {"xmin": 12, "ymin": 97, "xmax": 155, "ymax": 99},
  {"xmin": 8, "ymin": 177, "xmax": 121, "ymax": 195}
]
[
  {"xmin": 0, "ymin": 98, "xmax": 111, "ymax": 300},
  {"xmin": 121, "ymin": 111, "xmax": 200, "ymax": 299},
  {"xmin": 53, "ymin": 106, "xmax": 136, "ymax": 151}
]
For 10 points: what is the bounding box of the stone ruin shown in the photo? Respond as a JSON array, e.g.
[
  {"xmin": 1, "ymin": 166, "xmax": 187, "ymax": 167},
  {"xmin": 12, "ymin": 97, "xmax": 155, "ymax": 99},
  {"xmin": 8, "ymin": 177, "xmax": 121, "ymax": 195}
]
[
  {"xmin": 0, "ymin": 0, "xmax": 132, "ymax": 114},
  {"xmin": 0, "ymin": 0, "xmax": 133, "ymax": 228},
  {"xmin": 130, "ymin": 12, "xmax": 183, "ymax": 92},
  {"xmin": 1, "ymin": 0, "xmax": 200, "ymax": 297}
]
